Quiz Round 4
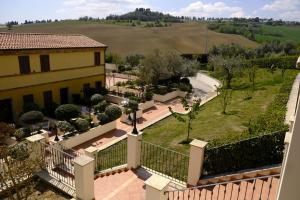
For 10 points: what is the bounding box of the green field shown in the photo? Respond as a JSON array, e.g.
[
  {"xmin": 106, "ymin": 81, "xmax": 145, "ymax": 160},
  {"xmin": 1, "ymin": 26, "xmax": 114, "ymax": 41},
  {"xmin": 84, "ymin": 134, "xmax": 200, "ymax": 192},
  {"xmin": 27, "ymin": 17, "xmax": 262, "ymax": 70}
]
[
  {"xmin": 0, "ymin": 21, "xmax": 258, "ymax": 57},
  {"xmin": 255, "ymin": 25, "xmax": 300, "ymax": 43},
  {"xmin": 143, "ymin": 69, "xmax": 299, "ymax": 154}
]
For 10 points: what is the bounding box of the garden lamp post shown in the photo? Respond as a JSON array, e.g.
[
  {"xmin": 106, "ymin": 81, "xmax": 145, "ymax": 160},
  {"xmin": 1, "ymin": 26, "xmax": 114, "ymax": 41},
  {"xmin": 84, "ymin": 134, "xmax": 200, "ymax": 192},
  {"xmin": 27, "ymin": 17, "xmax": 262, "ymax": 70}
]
[
  {"xmin": 54, "ymin": 131, "xmax": 60, "ymax": 142},
  {"xmin": 52, "ymin": 124, "xmax": 60, "ymax": 142},
  {"xmin": 132, "ymin": 110, "xmax": 138, "ymax": 135}
]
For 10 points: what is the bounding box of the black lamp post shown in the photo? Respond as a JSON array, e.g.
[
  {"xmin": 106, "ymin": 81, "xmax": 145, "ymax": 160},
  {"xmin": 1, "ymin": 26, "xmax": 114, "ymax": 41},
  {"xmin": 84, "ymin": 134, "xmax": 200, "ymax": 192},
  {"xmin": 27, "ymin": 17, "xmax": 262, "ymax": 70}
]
[
  {"xmin": 132, "ymin": 110, "xmax": 138, "ymax": 135},
  {"xmin": 53, "ymin": 125, "xmax": 60, "ymax": 142}
]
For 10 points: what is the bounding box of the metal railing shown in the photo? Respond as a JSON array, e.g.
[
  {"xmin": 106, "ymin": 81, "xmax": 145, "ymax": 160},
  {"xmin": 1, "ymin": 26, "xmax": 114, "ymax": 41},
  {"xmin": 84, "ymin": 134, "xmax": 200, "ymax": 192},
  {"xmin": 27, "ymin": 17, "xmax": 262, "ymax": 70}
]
[
  {"xmin": 165, "ymin": 174, "xmax": 280, "ymax": 200},
  {"xmin": 96, "ymin": 139, "xmax": 127, "ymax": 172},
  {"xmin": 40, "ymin": 142, "xmax": 78, "ymax": 188},
  {"xmin": 141, "ymin": 140, "xmax": 189, "ymax": 182}
]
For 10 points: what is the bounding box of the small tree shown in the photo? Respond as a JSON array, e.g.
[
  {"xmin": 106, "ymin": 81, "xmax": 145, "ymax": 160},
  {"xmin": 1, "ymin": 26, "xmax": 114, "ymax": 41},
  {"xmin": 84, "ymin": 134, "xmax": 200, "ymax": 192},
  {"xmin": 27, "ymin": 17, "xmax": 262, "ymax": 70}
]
[
  {"xmin": 169, "ymin": 97, "xmax": 201, "ymax": 142},
  {"xmin": 0, "ymin": 143, "xmax": 44, "ymax": 200},
  {"xmin": 219, "ymin": 87, "xmax": 233, "ymax": 114},
  {"xmin": 210, "ymin": 56, "xmax": 241, "ymax": 89},
  {"xmin": 247, "ymin": 65, "xmax": 257, "ymax": 89}
]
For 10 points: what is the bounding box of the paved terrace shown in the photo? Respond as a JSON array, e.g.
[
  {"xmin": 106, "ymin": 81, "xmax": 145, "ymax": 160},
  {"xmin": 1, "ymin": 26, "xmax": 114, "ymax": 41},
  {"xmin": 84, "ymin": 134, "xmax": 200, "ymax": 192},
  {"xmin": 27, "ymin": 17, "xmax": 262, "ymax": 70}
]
[{"xmin": 73, "ymin": 98, "xmax": 186, "ymax": 152}]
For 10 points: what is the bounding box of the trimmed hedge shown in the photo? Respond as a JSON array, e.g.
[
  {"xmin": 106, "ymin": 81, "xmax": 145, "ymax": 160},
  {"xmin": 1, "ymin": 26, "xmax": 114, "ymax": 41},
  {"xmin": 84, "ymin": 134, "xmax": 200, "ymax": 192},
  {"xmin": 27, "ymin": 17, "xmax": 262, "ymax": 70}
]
[
  {"xmin": 74, "ymin": 118, "xmax": 90, "ymax": 132},
  {"xmin": 55, "ymin": 104, "xmax": 80, "ymax": 121},
  {"xmin": 19, "ymin": 111, "xmax": 44, "ymax": 125},
  {"xmin": 249, "ymin": 55, "xmax": 298, "ymax": 69},
  {"xmin": 105, "ymin": 105, "xmax": 122, "ymax": 121},
  {"xmin": 91, "ymin": 94, "xmax": 104, "ymax": 105},
  {"xmin": 248, "ymin": 78, "xmax": 293, "ymax": 135},
  {"xmin": 203, "ymin": 131, "xmax": 285, "ymax": 176}
]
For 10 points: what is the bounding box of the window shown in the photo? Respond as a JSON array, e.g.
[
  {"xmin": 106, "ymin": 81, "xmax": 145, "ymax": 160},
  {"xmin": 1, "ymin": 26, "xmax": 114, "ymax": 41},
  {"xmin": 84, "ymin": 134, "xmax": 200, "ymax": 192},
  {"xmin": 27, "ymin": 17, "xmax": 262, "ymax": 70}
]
[
  {"xmin": 83, "ymin": 83, "xmax": 90, "ymax": 90},
  {"xmin": 23, "ymin": 94, "xmax": 34, "ymax": 104},
  {"xmin": 18, "ymin": 56, "xmax": 30, "ymax": 74},
  {"xmin": 43, "ymin": 91, "xmax": 53, "ymax": 107},
  {"xmin": 60, "ymin": 88, "xmax": 69, "ymax": 104},
  {"xmin": 40, "ymin": 55, "xmax": 50, "ymax": 72},
  {"xmin": 95, "ymin": 81, "xmax": 102, "ymax": 90},
  {"xmin": 94, "ymin": 52, "xmax": 101, "ymax": 66}
]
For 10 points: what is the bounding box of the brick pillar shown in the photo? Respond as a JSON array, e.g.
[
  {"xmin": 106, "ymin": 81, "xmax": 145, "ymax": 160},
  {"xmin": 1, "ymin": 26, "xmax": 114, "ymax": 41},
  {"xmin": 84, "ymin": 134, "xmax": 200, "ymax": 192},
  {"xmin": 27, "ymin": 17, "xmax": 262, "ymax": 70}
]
[
  {"xmin": 127, "ymin": 132, "xmax": 143, "ymax": 169},
  {"xmin": 187, "ymin": 139, "xmax": 208, "ymax": 186},
  {"xmin": 74, "ymin": 156, "xmax": 95, "ymax": 200}
]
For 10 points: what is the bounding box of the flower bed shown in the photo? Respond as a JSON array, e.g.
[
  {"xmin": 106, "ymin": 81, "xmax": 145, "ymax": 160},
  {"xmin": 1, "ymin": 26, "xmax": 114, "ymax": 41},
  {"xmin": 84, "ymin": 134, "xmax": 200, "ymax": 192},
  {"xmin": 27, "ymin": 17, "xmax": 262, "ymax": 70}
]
[
  {"xmin": 59, "ymin": 120, "xmax": 117, "ymax": 149},
  {"xmin": 153, "ymin": 90, "xmax": 187, "ymax": 102}
]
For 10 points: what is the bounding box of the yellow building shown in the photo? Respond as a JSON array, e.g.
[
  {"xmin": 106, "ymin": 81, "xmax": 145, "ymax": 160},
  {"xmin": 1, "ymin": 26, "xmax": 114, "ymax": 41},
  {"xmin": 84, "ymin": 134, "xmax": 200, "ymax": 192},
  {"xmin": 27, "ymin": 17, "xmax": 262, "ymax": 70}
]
[{"xmin": 0, "ymin": 32, "xmax": 107, "ymax": 122}]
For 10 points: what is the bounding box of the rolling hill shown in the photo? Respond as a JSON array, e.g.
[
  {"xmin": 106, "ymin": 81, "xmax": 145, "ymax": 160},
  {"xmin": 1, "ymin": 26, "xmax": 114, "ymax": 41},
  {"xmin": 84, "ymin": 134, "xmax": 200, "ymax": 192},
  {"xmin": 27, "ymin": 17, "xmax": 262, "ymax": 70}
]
[{"xmin": 0, "ymin": 21, "xmax": 258, "ymax": 57}]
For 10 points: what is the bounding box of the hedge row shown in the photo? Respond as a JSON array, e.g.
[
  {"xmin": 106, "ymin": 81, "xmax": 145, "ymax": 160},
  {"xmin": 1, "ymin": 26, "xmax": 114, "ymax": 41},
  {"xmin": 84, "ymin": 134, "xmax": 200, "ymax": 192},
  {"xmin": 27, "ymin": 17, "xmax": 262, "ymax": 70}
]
[
  {"xmin": 203, "ymin": 131, "xmax": 285, "ymax": 176},
  {"xmin": 248, "ymin": 78, "xmax": 293, "ymax": 135},
  {"xmin": 249, "ymin": 55, "xmax": 298, "ymax": 69}
]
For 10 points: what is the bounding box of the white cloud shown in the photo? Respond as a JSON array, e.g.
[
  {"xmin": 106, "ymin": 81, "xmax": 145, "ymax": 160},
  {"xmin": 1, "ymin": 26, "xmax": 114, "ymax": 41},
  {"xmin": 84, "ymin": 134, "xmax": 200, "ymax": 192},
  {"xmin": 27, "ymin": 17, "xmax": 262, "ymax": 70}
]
[
  {"xmin": 262, "ymin": 0, "xmax": 300, "ymax": 11},
  {"xmin": 58, "ymin": 0, "xmax": 150, "ymax": 18},
  {"xmin": 170, "ymin": 1, "xmax": 245, "ymax": 18},
  {"xmin": 280, "ymin": 10, "xmax": 300, "ymax": 21}
]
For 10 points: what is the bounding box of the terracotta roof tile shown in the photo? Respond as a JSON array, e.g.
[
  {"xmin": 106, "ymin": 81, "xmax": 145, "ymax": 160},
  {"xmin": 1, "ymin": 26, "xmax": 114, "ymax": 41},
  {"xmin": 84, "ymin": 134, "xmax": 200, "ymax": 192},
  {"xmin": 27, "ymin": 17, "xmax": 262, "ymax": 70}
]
[{"xmin": 0, "ymin": 32, "xmax": 107, "ymax": 50}]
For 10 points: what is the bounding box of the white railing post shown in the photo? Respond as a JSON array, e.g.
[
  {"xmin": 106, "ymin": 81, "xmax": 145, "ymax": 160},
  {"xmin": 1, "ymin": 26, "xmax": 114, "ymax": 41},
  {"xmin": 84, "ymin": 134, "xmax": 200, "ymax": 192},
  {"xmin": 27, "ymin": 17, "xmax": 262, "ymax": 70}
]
[
  {"xmin": 145, "ymin": 174, "xmax": 170, "ymax": 200},
  {"xmin": 187, "ymin": 139, "xmax": 208, "ymax": 186},
  {"xmin": 74, "ymin": 155, "xmax": 95, "ymax": 200},
  {"xmin": 26, "ymin": 134, "xmax": 45, "ymax": 159},
  {"xmin": 127, "ymin": 132, "xmax": 143, "ymax": 169}
]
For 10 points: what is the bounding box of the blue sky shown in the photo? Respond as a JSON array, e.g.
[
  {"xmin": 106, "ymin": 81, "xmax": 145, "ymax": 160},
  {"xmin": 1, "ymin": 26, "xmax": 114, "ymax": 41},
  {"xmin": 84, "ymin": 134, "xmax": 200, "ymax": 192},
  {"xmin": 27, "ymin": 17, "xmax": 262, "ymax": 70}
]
[{"xmin": 1, "ymin": 0, "xmax": 300, "ymax": 23}]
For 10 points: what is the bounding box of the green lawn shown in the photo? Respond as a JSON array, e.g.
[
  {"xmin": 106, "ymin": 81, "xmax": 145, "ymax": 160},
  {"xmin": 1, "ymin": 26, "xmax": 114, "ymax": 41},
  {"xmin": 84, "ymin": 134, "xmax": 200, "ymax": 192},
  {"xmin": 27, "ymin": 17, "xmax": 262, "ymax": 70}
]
[
  {"xmin": 143, "ymin": 69, "xmax": 299, "ymax": 154},
  {"xmin": 255, "ymin": 25, "xmax": 300, "ymax": 44}
]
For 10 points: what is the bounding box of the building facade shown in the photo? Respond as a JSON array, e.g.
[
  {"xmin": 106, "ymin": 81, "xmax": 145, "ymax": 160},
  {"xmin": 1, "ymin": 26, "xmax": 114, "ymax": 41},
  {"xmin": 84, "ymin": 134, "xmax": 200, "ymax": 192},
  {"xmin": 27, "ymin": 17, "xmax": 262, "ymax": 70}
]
[{"xmin": 0, "ymin": 32, "xmax": 107, "ymax": 122}]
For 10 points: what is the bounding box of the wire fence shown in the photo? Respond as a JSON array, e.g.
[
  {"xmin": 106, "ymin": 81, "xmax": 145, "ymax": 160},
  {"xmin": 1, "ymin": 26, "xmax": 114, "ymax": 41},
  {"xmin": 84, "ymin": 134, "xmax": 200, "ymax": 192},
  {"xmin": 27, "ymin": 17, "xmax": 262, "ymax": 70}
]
[
  {"xmin": 96, "ymin": 139, "xmax": 127, "ymax": 172},
  {"xmin": 141, "ymin": 140, "xmax": 189, "ymax": 183}
]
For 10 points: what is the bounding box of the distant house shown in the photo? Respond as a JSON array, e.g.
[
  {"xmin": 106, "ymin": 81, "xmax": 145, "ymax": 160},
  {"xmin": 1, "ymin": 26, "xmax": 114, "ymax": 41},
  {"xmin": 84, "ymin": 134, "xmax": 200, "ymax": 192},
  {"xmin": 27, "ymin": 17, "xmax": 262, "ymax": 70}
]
[
  {"xmin": 0, "ymin": 32, "xmax": 107, "ymax": 122},
  {"xmin": 297, "ymin": 56, "xmax": 300, "ymax": 69}
]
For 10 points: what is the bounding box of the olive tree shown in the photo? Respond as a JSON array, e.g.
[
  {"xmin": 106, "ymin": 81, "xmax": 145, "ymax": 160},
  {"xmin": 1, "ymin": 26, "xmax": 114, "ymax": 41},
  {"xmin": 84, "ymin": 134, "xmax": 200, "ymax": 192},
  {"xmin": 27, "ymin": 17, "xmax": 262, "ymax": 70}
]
[
  {"xmin": 210, "ymin": 55, "xmax": 242, "ymax": 89},
  {"xmin": 169, "ymin": 97, "xmax": 201, "ymax": 142},
  {"xmin": 0, "ymin": 143, "xmax": 44, "ymax": 200}
]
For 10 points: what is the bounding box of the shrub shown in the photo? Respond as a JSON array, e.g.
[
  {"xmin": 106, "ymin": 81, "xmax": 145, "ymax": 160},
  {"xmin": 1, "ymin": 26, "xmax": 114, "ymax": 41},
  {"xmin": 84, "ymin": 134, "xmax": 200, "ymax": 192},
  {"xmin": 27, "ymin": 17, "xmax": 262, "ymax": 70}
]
[
  {"xmin": 14, "ymin": 128, "xmax": 31, "ymax": 141},
  {"xmin": 129, "ymin": 95, "xmax": 141, "ymax": 103},
  {"xmin": 118, "ymin": 65, "xmax": 126, "ymax": 72},
  {"xmin": 124, "ymin": 92, "xmax": 136, "ymax": 98},
  {"xmin": 20, "ymin": 111, "xmax": 44, "ymax": 125},
  {"xmin": 23, "ymin": 102, "xmax": 40, "ymax": 113},
  {"xmin": 105, "ymin": 105, "xmax": 122, "ymax": 121},
  {"xmin": 90, "ymin": 94, "xmax": 104, "ymax": 105},
  {"xmin": 55, "ymin": 104, "xmax": 80, "ymax": 121},
  {"xmin": 56, "ymin": 121, "xmax": 74, "ymax": 132},
  {"xmin": 74, "ymin": 118, "xmax": 90, "ymax": 132},
  {"xmin": 93, "ymin": 100, "xmax": 109, "ymax": 113},
  {"xmin": 144, "ymin": 91, "xmax": 153, "ymax": 101},
  {"xmin": 178, "ymin": 83, "xmax": 192, "ymax": 92},
  {"xmin": 204, "ymin": 131, "xmax": 285, "ymax": 176},
  {"xmin": 97, "ymin": 113, "xmax": 111, "ymax": 125},
  {"xmin": 154, "ymin": 86, "xmax": 168, "ymax": 95},
  {"xmin": 248, "ymin": 78, "xmax": 292, "ymax": 135},
  {"xmin": 0, "ymin": 122, "xmax": 15, "ymax": 144}
]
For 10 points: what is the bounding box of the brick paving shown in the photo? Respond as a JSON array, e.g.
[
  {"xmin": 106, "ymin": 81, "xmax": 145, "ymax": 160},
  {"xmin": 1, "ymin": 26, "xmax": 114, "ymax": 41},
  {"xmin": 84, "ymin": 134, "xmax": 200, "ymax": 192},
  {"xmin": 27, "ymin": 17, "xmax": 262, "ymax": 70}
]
[{"xmin": 94, "ymin": 168, "xmax": 151, "ymax": 200}]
